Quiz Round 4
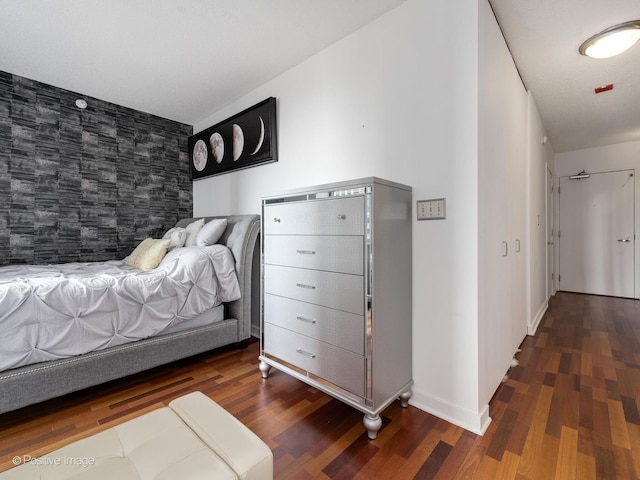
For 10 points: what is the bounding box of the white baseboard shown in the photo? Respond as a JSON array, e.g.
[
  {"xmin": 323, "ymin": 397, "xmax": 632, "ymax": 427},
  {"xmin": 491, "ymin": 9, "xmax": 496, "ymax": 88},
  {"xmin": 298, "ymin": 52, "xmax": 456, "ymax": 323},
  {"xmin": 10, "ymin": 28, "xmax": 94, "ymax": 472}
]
[
  {"xmin": 409, "ymin": 388, "xmax": 491, "ymax": 435},
  {"xmin": 251, "ymin": 324, "xmax": 260, "ymax": 338},
  {"xmin": 528, "ymin": 300, "xmax": 548, "ymax": 336}
]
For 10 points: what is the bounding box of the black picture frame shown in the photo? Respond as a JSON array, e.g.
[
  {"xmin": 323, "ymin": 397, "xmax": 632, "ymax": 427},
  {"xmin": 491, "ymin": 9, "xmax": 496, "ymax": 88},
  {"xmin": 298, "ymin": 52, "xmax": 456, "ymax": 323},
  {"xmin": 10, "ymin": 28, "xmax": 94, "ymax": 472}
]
[{"xmin": 189, "ymin": 97, "xmax": 277, "ymax": 180}]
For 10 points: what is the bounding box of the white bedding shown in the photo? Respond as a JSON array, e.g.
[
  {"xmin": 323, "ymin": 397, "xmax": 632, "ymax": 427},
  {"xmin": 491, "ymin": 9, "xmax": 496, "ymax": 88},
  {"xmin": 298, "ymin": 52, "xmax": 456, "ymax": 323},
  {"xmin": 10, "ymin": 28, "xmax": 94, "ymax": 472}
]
[{"xmin": 0, "ymin": 245, "xmax": 240, "ymax": 372}]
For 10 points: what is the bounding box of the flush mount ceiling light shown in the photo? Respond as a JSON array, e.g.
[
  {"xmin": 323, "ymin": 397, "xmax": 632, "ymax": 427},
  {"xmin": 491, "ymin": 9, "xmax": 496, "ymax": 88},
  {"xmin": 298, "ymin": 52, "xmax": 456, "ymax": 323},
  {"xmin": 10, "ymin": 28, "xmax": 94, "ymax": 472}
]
[{"xmin": 579, "ymin": 20, "xmax": 640, "ymax": 58}]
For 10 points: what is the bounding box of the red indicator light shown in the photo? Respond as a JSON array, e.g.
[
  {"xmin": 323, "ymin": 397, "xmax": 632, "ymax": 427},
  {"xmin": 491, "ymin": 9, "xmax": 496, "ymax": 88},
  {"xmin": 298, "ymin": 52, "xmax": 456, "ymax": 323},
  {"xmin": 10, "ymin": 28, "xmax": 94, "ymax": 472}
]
[{"xmin": 594, "ymin": 84, "xmax": 614, "ymax": 94}]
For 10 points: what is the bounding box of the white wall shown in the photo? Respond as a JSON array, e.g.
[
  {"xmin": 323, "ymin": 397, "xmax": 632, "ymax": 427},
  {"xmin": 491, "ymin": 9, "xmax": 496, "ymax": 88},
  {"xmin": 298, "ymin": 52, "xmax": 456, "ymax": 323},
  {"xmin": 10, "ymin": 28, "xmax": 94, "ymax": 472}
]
[
  {"xmin": 192, "ymin": 0, "xmax": 550, "ymax": 434},
  {"xmin": 193, "ymin": 0, "xmax": 486, "ymax": 433},
  {"xmin": 555, "ymin": 141, "xmax": 640, "ymax": 298},
  {"xmin": 526, "ymin": 93, "xmax": 555, "ymax": 334}
]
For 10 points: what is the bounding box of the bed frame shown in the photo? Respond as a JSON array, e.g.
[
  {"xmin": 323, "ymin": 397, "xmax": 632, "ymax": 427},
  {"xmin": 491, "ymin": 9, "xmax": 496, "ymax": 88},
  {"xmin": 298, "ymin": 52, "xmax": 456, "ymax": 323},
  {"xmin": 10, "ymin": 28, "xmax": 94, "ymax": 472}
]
[{"xmin": 0, "ymin": 214, "xmax": 260, "ymax": 414}]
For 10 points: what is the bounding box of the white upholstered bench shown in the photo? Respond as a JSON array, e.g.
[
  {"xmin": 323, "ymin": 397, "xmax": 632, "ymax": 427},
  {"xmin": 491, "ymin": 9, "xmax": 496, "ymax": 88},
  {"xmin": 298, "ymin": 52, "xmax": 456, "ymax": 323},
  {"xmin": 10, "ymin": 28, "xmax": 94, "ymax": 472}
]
[{"xmin": 1, "ymin": 391, "xmax": 273, "ymax": 480}]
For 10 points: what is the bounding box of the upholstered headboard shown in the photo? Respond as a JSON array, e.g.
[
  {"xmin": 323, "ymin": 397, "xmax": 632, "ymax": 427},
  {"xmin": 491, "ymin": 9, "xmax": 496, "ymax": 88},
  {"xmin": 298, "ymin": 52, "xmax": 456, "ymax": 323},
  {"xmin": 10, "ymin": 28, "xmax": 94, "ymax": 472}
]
[{"xmin": 175, "ymin": 215, "xmax": 260, "ymax": 340}]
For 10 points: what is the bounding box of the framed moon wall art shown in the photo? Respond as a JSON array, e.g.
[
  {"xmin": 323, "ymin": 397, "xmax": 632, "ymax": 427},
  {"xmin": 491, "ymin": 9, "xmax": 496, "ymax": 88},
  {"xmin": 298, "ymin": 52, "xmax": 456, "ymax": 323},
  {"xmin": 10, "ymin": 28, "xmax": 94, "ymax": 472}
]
[{"xmin": 188, "ymin": 97, "xmax": 277, "ymax": 179}]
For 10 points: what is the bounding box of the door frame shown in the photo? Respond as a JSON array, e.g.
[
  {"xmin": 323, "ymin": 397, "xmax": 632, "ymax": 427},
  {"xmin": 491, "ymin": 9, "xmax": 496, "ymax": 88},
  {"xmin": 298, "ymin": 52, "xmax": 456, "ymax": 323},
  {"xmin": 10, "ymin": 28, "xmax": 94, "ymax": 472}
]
[{"xmin": 546, "ymin": 166, "xmax": 555, "ymax": 299}]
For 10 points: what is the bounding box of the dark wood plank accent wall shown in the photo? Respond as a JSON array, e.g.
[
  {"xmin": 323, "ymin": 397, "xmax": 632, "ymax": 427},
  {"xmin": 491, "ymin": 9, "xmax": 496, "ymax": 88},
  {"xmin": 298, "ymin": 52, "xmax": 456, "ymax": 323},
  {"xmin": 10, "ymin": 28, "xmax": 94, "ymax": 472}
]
[{"xmin": 0, "ymin": 71, "xmax": 193, "ymax": 266}]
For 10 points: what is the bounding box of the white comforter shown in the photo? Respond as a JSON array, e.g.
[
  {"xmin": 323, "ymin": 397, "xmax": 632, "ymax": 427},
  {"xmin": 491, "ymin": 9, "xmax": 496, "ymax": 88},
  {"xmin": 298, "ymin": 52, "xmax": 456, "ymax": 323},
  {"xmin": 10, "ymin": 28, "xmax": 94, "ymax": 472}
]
[{"xmin": 0, "ymin": 245, "xmax": 240, "ymax": 372}]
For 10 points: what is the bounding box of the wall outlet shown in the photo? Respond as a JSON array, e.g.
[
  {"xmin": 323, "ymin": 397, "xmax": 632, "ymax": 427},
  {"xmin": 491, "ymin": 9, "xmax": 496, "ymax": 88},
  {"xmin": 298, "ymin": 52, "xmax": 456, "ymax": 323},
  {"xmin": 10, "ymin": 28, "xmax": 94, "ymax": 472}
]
[{"xmin": 417, "ymin": 198, "xmax": 446, "ymax": 220}]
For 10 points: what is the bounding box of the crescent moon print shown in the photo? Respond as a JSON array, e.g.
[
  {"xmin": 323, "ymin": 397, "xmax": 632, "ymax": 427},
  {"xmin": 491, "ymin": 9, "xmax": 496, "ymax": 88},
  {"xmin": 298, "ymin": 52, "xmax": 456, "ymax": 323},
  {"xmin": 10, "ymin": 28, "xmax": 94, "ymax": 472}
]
[
  {"xmin": 250, "ymin": 116, "xmax": 265, "ymax": 155},
  {"xmin": 232, "ymin": 124, "xmax": 244, "ymax": 161},
  {"xmin": 192, "ymin": 139, "xmax": 207, "ymax": 171},
  {"xmin": 209, "ymin": 132, "xmax": 224, "ymax": 164}
]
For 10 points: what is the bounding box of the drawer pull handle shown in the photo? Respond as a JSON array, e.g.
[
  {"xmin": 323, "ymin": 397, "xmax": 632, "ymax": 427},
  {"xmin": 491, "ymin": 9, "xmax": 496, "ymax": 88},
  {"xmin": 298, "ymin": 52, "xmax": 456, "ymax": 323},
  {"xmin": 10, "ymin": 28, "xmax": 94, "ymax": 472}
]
[
  {"xmin": 296, "ymin": 348, "xmax": 316, "ymax": 358},
  {"xmin": 296, "ymin": 315, "xmax": 316, "ymax": 324},
  {"xmin": 273, "ymin": 217, "xmax": 281, "ymax": 223},
  {"xmin": 296, "ymin": 283, "xmax": 316, "ymax": 290},
  {"xmin": 337, "ymin": 214, "xmax": 347, "ymax": 220},
  {"xmin": 296, "ymin": 249, "xmax": 316, "ymax": 255}
]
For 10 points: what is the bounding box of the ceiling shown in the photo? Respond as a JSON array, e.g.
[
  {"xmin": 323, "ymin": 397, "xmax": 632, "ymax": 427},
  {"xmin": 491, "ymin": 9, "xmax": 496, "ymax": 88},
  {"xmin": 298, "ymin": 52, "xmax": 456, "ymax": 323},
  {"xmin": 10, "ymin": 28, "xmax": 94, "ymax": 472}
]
[
  {"xmin": 0, "ymin": 0, "xmax": 407, "ymax": 126},
  {"xmin": 0, "ymin": 1, "xmax": 639, "ymax": 153},
  {"xmin": 490, "ymin": 0, "xmax": 640, "ymax": 152}
]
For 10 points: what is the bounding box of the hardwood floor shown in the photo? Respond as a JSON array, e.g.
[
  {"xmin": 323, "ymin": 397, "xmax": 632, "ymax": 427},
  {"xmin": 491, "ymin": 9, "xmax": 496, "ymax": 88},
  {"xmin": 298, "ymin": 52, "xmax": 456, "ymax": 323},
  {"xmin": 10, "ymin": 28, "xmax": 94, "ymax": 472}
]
[{"xmin": 0, "ymin": 292, "xmax": 639, "ymax": 478}]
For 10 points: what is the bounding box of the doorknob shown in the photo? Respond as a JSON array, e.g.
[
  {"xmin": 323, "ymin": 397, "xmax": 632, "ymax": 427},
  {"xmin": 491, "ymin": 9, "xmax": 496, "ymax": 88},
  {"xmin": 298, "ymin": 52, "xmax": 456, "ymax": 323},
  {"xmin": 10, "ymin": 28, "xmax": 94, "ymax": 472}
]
[{"xmin": 617, "ymin": 238, "xmax": 631, "ymax": 243}]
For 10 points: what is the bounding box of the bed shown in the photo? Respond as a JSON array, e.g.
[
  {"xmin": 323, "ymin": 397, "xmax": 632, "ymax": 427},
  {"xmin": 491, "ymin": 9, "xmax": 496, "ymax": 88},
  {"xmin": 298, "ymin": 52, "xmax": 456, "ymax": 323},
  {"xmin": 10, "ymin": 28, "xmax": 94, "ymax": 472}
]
[{"xmin": 0, "ymin": 214, "xmax": 260, "ymax": 414}]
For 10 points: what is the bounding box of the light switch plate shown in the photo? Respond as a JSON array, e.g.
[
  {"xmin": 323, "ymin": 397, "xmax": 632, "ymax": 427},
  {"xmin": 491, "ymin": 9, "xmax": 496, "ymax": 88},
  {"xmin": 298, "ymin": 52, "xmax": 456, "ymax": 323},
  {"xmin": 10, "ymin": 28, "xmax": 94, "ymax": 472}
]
[{"xmin": 417, "ymin": 198, "xmax": 446, "ymax": 220}]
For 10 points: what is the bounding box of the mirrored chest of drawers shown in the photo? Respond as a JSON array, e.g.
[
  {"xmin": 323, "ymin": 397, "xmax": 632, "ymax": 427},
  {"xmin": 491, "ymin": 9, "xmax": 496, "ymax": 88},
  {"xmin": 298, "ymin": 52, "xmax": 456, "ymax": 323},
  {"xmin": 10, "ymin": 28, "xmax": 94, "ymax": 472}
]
[{"xmin": 259, "ymin": 177, "xmax": 412, "ymax": 439}]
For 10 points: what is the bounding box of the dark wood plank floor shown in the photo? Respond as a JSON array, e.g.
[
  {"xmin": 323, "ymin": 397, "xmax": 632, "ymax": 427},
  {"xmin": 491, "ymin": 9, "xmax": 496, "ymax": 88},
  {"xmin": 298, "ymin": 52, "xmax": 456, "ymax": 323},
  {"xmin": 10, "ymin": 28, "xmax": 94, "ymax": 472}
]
[{"xmin": 1, "ymin": 292, "xmax": 639, "ymax": 478}]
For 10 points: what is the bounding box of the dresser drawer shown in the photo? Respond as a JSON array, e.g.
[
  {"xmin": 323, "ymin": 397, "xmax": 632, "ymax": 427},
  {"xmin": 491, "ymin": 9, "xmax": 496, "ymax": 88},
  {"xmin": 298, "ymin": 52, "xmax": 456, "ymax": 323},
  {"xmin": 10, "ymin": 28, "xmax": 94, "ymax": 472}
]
[
  {"xmin": 263, "ymin": 235, "xmax": 364, "ymax": 275},
  {"xmin": 263, "ymin": 196, "xmax": 364, "ymax": 235},
  {"xmin": 264, "ymin": 294, "xmax": 364, "ymax": 354},
  {"xmin": 264, "ymin": 265, "xmax": 364, "ymax": 315},
  {"xmin": 263, "ymin": 323, "xmax": 365, "ymax": 396}
]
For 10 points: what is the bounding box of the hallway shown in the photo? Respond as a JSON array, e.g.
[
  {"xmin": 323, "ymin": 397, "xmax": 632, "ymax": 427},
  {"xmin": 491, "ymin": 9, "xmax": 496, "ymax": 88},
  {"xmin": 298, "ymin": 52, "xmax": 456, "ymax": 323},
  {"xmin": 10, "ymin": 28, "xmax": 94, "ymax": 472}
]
[{"xmin": 480, "ymin": 292, "xmax": 640, "ymax": 478}]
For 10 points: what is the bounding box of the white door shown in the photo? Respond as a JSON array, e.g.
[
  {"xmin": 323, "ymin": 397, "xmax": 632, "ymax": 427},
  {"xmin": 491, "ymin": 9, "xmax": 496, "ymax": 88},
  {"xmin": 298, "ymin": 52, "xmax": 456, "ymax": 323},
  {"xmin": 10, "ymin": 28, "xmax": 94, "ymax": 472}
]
[
  {"xmin": 546, "ymin": 167, "xmax": 554, "ymax": 298},
  {"xmin": 559, "ymin": 170, "xmax": 635, "ymax": 298}
]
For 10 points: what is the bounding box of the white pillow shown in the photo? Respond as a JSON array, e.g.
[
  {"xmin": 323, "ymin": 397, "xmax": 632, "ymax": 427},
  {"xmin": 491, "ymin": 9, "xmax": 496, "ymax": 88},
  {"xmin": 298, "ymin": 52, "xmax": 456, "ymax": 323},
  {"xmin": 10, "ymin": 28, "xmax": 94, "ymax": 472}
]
[
  {"xmin": 196, "ymin": 218, "xmax": 228, "ymax": 246},
  {"xmin": 126, "ymin": 238, "xmax": 171, "ymax": 271},
  {"xmin": 162, "ymin": 227, "xmax": 187, "ymax": 250},
  {"xmin": 184, "ymin": 218, "xmax": 204, "ymax": 247}
]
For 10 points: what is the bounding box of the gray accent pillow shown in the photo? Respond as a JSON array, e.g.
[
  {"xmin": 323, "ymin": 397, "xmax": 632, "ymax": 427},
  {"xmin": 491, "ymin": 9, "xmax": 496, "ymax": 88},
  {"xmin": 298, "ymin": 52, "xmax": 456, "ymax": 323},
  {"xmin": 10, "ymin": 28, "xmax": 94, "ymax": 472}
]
[
  {"xmin": 196, "ymin": 218, "xmax": 228, "ymax": 246},
  {"xmin": 162, "ymin": 227, "xmax": 187, "ymax": 250},
  {"xmin": 184, "ymin": 218, "xmax": 204, "ymax": 247}
]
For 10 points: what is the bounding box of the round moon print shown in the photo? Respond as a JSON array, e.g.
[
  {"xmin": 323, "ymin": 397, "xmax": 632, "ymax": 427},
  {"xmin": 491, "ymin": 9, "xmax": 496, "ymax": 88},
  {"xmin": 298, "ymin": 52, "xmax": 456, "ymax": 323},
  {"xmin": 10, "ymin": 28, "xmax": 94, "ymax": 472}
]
[
  {"xmin": 192, "ymin": 139, "xmax": 208, "ymax": 171},
  {"xmin": 232, "ymin": 124, "xmax": 244, "ymax": 161},
  {"xmin": 209, "ymin": 132, "xmax": 224, "ymax": 164}
]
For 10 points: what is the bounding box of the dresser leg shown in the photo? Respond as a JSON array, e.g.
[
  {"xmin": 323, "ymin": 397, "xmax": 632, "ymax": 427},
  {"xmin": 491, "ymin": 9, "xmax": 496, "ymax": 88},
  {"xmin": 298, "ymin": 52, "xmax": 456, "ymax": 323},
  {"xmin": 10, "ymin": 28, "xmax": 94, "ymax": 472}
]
[
  {"xmin": 363, "ymin": 414, "xmax": 382, "ymax": 440},
  {"xmin": 259, "ymin": 360, "xmax": 271, "ymax": 379},
  {"xmin": 399, "ymin": 389, "xmax": 412, "ymax": 408}
]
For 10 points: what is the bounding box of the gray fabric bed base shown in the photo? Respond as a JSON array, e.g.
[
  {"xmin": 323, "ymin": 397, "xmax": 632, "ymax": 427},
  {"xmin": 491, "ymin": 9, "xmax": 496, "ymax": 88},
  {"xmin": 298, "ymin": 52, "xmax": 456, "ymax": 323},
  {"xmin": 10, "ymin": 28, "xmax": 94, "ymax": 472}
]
[
  {"xmin": 0, "ymin": 214, "xmax": 260, "ymax": 415},
  {"xmin": 0, "ymin": 321, "xmax": 239, "ymax": 414}
]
